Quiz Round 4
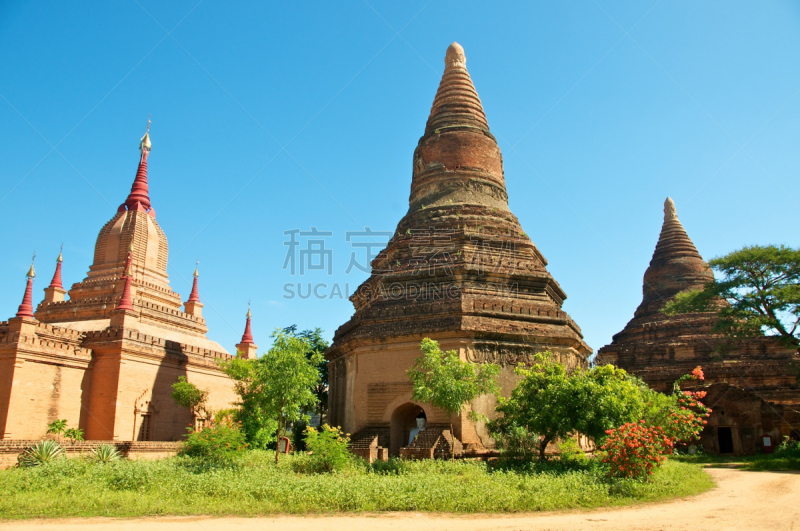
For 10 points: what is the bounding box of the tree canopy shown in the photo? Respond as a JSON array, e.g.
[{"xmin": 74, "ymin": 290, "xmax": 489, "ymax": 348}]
[
  {"xmin": 408, "ymin": 338, "xmax": 500, "ymax": 423},
  {"xmin": 665, "ymin": 244, "xmax": 800, "ymax": 347},
  {"xmin": 170, "ymin": 376, "xmax": 209, "ymax": 419},
  {"xmin": 488, "ymin": 353, "xmax": 644, "ymax": 459},
  {"xmin": 283, "ymin": 325, "xmax": 330, "ymax": 421},
  {"xmin": 220, "ymin": 329, "xmax": 322, "ymax": 462}
]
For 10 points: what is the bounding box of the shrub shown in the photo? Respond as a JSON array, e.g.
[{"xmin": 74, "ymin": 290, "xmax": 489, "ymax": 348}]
[
  {"xmin": 180, "ymin": 424, "xmax": 248, "ymax": 461},
  {"xmin": 17, "ymin": 440, "xmax": 65, "ymax": 468},
  {"xmin": 87, "ymin": 444, "xmax": 121, "ymax": 464},
  {"xmin": 600, "ymin": 420, "xmax": 673, "ymax": 479},
  {"xmin": 301, "ymin": 424, "xmax": 352, "ymax": 473},
  {"xmin": 492, "ymin": 423, "xmax": 539, "ymax": 459},
  {"xmin": 556, "ymin": 437, "xmax": 589, "ymax": 466},
  {"xmin": 64, "ymin": 428, "xmax": 84, "ymax": 443},
  {"xmin": 776, "ymin": 436, "xmax": 800, "ymax": 456}
]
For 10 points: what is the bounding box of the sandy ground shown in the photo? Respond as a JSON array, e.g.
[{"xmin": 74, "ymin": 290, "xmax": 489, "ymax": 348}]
[{"xmin": 1, "ymin": 467, "xmax": 799, "ymax": 531}]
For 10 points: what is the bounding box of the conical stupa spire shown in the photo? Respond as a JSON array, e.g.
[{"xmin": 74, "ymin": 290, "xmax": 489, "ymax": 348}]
[
  {"xmin": 634, "ymin": 197, "xmax": 714, "ymax": 318},
  {"xmin": 124, "ymin": 117, "xmax": 152, "ymax": 212},
  {"xmin": 16, "ymin": 256, "xmax": 36, "ymax": 318},
  {"xmin": 187, "ymin": 262, "xmax": 200, "ymax": 303},
  {"xmin": 239, "ymin": 305, "xmax": 254, "ymax": 345},
  {"xmin": 48, "ymin": 247, "xmax": 64, "ymax": 289},
  {"xmin": 407, "ymin": 42, "xmax": 507, "ymax": 215},
  {"xmin": 424, "ymin": 42, "xmax": 489, "ymax": 136}
]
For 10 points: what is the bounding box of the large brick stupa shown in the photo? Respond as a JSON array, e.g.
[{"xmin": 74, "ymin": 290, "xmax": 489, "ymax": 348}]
[{"xmin": 326, "ymin": 43, "xmax": 591, "ymax": 457}]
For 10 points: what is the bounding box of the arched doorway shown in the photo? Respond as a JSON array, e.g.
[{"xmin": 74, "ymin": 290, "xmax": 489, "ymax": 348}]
[{"xmin": 390, "ymin": 403, "xmax": 425, "ymax": 456}]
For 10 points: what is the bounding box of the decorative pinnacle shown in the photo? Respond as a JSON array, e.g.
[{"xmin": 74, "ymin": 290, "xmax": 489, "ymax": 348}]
[
  {"xmin": 27, "ymin": 251, "xmax": 36, "ymax": 278},
  {"xmin": 140, "ymin": 115, "xmax": 152, "ymax": 152},
  {"xmin": 194, "ymin": 260, "xmax": 199, "ymax": 278},
  {"xmin": 444, "ymin": 42, "xmax": 466, "ymax": 70},
  {"xmin": 58, "ymin": 243, "xmax": 63, "ymax": 262},
  {"xmin": 664, "ymin": 197, "xmax": 677, "ymax": 221}
]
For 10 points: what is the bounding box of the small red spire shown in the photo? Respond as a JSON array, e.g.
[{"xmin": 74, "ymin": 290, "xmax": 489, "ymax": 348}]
[
  {"xmin": 48, "ymin": 249, "xmax": 63, "ymax": 289},
  {"xmin": 16, "ymin": 263, "xmax": 36, "ymax": 319},
  {"xmin": 123, "ymin": 118, "xmax": 152, "ymax": 213},
  {"xmin": 240, "ymin": 306, "xmax": 254, "ymax": 344},
  {"xmin": 187, "ymin": 263, "xmax": 200, "ymax": 302},
  {"xmin": 116, "ymin": 253, "xmax": 134, "ymax": 311}
]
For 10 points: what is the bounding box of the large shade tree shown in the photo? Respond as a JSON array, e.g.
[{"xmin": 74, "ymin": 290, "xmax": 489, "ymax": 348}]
[
  {"xmin": 488, "ymin": 353, "xmax": 645, "ymax": 460},
  {"xmin": 665, "ymin": 245, "xmax": 800, "ymax": 347}
]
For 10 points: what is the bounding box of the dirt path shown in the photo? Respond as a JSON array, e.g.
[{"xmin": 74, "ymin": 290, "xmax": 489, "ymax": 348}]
[{"xmin": 2, "ymin": 468, "xmax": 799, "ymax": 531}]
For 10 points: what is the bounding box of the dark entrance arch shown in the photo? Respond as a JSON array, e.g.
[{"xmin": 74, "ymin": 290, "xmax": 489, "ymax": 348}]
[{"xmin": 390, "ymin": 403, "xmax": 425, "ymax": 456}]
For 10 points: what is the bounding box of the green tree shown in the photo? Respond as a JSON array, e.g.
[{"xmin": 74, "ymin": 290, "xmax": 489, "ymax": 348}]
[
  {"xmin": 665, "ymin": 245, "xmax": 800, "ymax": 347},
  {"xmin": 170, "ymin": 376, "xmax": 210, "ymax": 423},
  {"xmin": 283, "ymin": 325, "xmax": 330, "ymax": 422},
  {"xmin": 488, "ymin": 353, "xmax": 644, "ymax": 460},
  {"xmin": 221, "ymin": 329, "xmax": 322, "ymax": 462},
  {"xmin": 407, "ymin": 338, "xmax": 500, "ymax": 458},
  {"xmin": 218, "ymin": 355, "xmax": 277, "ymax": 450},
  {"xmin": 46, "ymin": 419, "xmax": 68, "ymax": 443}
]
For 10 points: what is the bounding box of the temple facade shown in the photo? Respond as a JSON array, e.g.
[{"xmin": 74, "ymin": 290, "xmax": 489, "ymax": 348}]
[
  {"xmin": 326, "ymin": 43, "xmax": 591, "ymax": 458},
  {"xmin": 0, "ymin": 125, "xmax": 254, "ymax": 442},
  {"xmin": 598, "ymin": 198, "xmax": 800, "ymax": 454}
]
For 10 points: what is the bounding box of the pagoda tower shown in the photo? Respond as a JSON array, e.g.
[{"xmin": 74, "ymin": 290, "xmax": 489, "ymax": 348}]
[
  {"xmin": 598, "ymin": 198, "xmax": 800, "ymax": 453},
  {"xmin": 0, "ymin": 121, "xmax": 237, "ymax": 442},
  {"xmin": 326, "ymin": 43, "xmax": 591, "ymax": 456}
]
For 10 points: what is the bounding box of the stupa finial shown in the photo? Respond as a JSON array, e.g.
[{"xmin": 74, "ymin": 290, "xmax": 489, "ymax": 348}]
[
  {"xmin": 445, "ymin": 42, "xmax": 466, "ymax": 70},
  {"xmin": 664, "ymin": 197, "xmax": 677, "ymax": 221}
]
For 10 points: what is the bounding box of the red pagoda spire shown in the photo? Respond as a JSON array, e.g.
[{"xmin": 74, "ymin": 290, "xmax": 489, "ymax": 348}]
[
  {"xmin": 123, "ymin": 117, "xmax": 152, "ymax": 213},
  {"xmin": 116, "ymin": 252, "xmax": 135, "ymax": 311},
  {"xmin": 16, "ymin": 255, "xmax": 36, "ymax": 319},
  {"xmin": 187, "ymin": 262, "xmax": 200, "ymax": 303},
  {"xmin": 48, "ymin": 248, "xmax": 64, "ymax": 289},
  {"xmin": 240, "ymin": 305, "xmax": 254, "ymax": 345}
]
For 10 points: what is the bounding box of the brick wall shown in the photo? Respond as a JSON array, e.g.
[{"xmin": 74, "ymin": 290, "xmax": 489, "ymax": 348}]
[{"xmin": 0, "ymin": 440, "xmax": 182, "ymax": 469}]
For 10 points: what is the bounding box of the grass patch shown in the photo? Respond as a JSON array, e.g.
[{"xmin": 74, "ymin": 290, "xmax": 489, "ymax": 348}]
[
  {"xmin": 673, "ymin": 447, "xmax": 800, "ymax": 472},
  {"xmin": 0, "ymin": 452, "xmax": 713, "ymax": 519}
]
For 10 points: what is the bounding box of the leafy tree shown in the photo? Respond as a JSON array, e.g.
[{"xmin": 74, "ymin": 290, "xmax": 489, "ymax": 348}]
[
  {"xmin": 283, "ymin": 325, "xmax": 330, "ymax": 422},
  {"xmin": 488, "ymin": 353, "xmax": 644, "ymax": 460},
  {"xmin": 407, "ymin": 338, "xmax": 500, "ymax": 457},
  {"xmin": 170, "ymin": 376, "xmax": 210, "ymax": 422},
  {"xmin": 221, "ymin": 329, "xmax": 322, "ymax": 462},
  {"xmin": 665, "ymin": 245, "xmax": 800, "ymax": 347},
  {"xmin": 218, "ymin": 356, "xmax": 277, "ymax": 450},
  {"xmin": 46, "ymin": 419, "xmax": 68, "ymax": 443}
]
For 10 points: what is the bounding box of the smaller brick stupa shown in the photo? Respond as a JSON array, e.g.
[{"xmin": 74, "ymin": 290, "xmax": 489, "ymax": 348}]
[{"xmin": 599, "ymin": 198, "xmax": 800, "ymax": 454}]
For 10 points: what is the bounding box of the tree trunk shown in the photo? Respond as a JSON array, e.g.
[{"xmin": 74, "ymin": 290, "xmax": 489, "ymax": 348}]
[
  {"xmin": 538, "ymin": 435, "xmax": 553, "ymax": 461},
  {"xmin": 450, "ymin": 422, "xmax": 454, "ymax": 462},
  {"xmin": 275, "ymin": 415, "xmax": 283, "ymax": 464}
]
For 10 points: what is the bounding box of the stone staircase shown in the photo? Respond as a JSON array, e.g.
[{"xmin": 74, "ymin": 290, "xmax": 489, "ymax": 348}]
[{"xmin": 400, "ymin": 425, "xmax": 463, "ymax": 460}]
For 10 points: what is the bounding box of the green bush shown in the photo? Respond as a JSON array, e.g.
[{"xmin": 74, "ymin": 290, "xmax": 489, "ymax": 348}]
[
  {"xmin": 87, "ymin": 445, "xmax": 121, "ymax": 464},
  {"xmin": 17, "ymin": 440, "xmax": 65, "ymax": 468},
  {"xmin": 180, "ymin": 424, "xmax": 248, "ymax": 461},
  {"xmin": 299, "ymin": 424, "xmax": 353, "ymax": 473}
]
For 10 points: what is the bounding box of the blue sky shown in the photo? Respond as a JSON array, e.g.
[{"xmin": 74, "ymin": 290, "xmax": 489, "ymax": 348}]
[{"xmin": 1, "ymin": 1, "xmax": 799, "ymax": 355}]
